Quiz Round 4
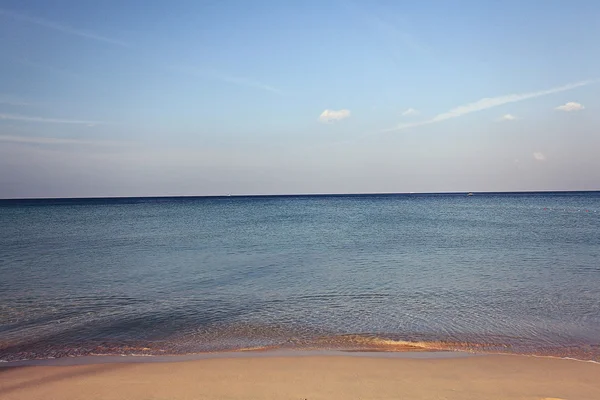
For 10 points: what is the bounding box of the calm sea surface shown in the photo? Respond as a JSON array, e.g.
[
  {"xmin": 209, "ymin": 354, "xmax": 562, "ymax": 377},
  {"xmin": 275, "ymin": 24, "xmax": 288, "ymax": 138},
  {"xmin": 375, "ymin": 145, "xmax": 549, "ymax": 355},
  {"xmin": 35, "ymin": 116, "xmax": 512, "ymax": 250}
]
[{"xmin": 1, "ymin": 193, "xmax": 599, "ymax": 362}]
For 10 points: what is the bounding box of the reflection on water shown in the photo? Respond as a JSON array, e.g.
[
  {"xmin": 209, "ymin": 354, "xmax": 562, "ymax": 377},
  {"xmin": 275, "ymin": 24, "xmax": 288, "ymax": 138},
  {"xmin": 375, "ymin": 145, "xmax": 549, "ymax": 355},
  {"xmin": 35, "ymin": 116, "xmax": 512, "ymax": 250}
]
[{"xmin": 1, "ymin": 193, "xmax": 599, "ymax": 361}]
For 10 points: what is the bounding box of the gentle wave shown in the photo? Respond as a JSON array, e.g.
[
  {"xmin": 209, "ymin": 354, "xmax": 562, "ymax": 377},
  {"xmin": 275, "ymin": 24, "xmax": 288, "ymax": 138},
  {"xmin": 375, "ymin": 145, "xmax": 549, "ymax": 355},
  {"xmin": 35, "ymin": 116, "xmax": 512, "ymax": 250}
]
[{"xmin": 2, "ymin": 333, "xmax": 600, "ymax": 363}]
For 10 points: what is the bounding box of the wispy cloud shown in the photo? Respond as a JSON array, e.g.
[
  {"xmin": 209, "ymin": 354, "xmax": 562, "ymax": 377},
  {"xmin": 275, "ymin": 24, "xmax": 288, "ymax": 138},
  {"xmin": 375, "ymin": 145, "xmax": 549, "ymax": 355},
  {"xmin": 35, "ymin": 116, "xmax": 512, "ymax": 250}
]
[
  {"xmin": 533, "ymin": 152, "xmax": 546, "ymax": 161},
  {"xmin": 0, "ymin": 94, "xmax": 33, "ymax": 107},
  {"xmin": 7, "ymin": 55, "xmax": 90, "ymax": 83},
  {"xmin": 173, "ymin": 66, "xmax": 283, "ymax": 94},
  {"xmin": 0, "ymin": 8, "xmax": 128, "ymax": 46},
  {"xmin": 318, "ymin": 109, "xmax": 351, "ymax": 123},
  {"xmin": 0, "ymin": 135, "xmax": 126, "ymax": 146},
  {"xmin": 555, "ymin": 102, "xmax": 585, "ymax": 112},
  {"xmin": 384, "ymin": 80, "xmax": 595, "ymax": 132},
  {"xmin": 366, "ymin": 14, "xmax": 428, "ymax": 55},
  {"xmin": 341, "ymin": 0, "xmax": 428, "ymax": 55},
  {"xmin": 0, "ymin": 113, "xmax": 104, "ymax": 125},
  {"xmin": 401, "ymin": 108, "xmax": 419, "ymax": 116}
]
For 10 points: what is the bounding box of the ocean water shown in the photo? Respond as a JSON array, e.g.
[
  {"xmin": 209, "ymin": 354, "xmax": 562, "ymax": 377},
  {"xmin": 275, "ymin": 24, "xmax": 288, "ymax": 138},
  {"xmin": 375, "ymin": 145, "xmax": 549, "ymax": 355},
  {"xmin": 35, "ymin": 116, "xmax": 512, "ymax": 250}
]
[{"xmin": 1, "ymin": 193, "xmax": 599, "ymax": 362}]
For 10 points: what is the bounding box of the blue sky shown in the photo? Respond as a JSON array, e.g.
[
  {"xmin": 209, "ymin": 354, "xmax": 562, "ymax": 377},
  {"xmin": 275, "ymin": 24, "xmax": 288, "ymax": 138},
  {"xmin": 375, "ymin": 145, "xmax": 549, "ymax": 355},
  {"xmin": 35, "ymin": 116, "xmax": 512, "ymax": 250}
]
[{"xmin": 1, "ymin": 0, "xmax": 599, "ymax": 197}]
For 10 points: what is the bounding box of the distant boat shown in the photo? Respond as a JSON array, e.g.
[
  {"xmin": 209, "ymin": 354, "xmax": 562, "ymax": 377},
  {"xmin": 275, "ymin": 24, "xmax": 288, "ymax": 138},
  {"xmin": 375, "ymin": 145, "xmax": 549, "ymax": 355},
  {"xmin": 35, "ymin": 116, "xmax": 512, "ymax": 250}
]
[{"xmin": 467, "ymin": 192, "xmax": 474, "ymax": 196}]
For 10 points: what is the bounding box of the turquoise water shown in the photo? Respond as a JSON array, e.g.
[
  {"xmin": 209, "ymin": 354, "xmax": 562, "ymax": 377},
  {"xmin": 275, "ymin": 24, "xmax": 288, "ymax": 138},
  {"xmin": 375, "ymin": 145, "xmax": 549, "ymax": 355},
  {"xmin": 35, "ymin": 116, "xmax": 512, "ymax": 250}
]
[{"xmin": 1, "ymin": 193, "xmax": 599, "ymax": 361}]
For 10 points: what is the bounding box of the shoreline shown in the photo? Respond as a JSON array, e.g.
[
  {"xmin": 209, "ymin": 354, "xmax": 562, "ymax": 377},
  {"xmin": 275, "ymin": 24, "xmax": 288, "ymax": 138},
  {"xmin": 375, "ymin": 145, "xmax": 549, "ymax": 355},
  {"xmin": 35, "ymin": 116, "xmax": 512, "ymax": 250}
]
[
  {"xmin": 0, "ymin": 349, "xmax": 475, "ymax": 367},
  {"xmin": 2, "ymin": 347, "xmax": 600, "ymax": 368},
  {"xmin": 1, "ymin": 352, "xmax": 599, "ymax": 400}
]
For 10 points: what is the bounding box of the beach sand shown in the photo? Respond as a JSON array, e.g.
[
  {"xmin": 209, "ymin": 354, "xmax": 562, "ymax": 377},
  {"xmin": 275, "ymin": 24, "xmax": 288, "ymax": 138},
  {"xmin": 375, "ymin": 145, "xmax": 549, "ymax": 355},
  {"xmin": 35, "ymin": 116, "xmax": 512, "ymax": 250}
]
[{"xmin": 1, "ymin": 354, "xmax": 599, "ymax": 400}]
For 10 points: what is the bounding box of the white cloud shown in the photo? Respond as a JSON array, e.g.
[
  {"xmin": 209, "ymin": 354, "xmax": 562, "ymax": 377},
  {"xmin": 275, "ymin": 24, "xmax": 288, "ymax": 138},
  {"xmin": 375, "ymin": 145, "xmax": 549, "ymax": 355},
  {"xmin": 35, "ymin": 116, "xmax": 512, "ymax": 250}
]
[
  {"xmin": 0, "ymin": 8, "xmax": 128, "ymax": 46},
  {"xmin": 0, "ymin": 113, "xmax": 104, "ymax": 125},
  {"xmin": 555, "ymin": 102, "xmax": 585, "ymax": 112},
  {"xmin": 533, "ymin": 152, "xmax": 546, "ymax": 161},
  {"xmin": 401, "ymin": 108, "xmax": 419, "ymax": 116},
  {"xmin": 318, "ymin": 109, "xmax": 351, "ymax": 123},
  {"xmin": 501, "ymin": 114, "xmax": 516, "ymax": 121},
  {"xmin": 384, "ymin": 80, "xmax": 595, "ymax": 132}
]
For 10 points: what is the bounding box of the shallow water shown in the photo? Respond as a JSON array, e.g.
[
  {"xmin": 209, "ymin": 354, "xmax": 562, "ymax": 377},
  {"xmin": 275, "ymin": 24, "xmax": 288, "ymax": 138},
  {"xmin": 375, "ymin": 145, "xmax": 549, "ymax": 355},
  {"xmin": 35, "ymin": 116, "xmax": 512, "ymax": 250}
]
[{"xmin": 1, "ymin": 193, "xmax": 599, "ymax": 361}]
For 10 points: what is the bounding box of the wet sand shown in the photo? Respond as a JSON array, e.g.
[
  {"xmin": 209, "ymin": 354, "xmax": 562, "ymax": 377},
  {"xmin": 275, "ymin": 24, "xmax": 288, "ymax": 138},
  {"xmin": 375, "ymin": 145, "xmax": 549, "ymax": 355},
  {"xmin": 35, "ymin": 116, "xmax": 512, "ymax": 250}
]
[{"xmin": 1, "ymin": 353, "xmax": 599, "ymax": 400}]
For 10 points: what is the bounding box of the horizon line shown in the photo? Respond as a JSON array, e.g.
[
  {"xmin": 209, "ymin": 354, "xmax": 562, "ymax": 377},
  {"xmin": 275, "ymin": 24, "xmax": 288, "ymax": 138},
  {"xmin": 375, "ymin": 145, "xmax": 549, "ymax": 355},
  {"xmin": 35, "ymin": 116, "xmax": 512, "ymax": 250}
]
[{"xmin": 2, "ymin": 189, "xmax": 599, "ymax": 201}]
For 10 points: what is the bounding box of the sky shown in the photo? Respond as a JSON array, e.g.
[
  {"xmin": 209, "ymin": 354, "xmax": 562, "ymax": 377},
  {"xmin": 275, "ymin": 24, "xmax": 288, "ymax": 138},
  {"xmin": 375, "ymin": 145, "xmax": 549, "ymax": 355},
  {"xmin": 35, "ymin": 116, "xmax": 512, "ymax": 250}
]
[{"xmin": 1, "ymin": 0, "xmax": 599, "ymax": 198}]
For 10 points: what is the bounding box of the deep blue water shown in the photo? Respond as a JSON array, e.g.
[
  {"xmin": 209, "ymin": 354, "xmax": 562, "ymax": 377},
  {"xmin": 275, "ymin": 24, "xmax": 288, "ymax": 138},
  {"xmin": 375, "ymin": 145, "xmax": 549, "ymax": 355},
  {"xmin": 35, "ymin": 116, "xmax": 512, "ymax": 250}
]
[{"xmin": 1, "ymin": 192, "xmax": 599, "ymax": 361}]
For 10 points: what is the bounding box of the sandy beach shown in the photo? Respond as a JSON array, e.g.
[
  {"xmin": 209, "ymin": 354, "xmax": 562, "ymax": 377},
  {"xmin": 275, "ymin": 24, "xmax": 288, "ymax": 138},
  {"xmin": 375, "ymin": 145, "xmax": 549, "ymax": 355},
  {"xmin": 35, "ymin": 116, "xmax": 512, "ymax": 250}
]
[{"xmin": 1, "ymin": 353, "xmax": 599, "ymax": 400}]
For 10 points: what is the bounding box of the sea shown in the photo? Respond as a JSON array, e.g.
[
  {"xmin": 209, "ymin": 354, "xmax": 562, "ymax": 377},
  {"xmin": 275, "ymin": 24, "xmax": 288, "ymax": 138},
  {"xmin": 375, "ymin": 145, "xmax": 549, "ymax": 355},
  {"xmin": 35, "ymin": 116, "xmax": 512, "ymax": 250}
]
[{"xmin": 1, "ymin": 192, "xmax": 599, "ymax": 362}]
